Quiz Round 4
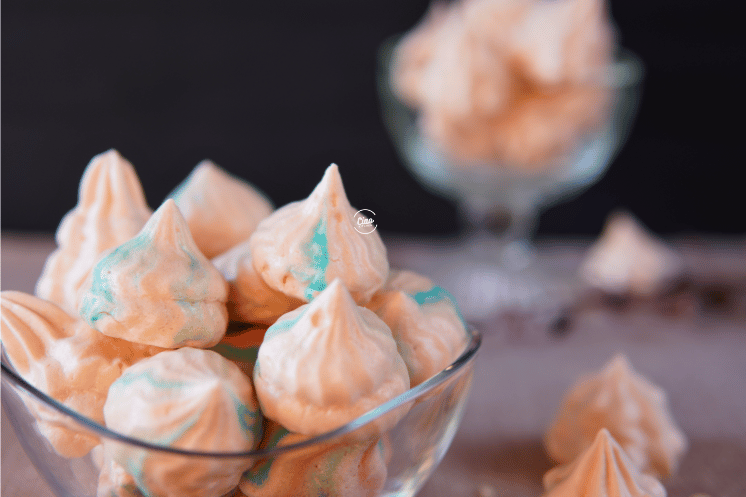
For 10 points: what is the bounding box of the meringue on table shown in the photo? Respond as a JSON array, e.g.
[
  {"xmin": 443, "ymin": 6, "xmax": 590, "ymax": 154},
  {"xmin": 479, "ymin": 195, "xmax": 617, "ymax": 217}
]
[
  {"xmin": 35, "ymin": 149, "xmax": 152, "ymax": 315},
  {"xmin": 169, "ymin": 160, "xmax": 273, "ymax": 259},
  {"xmin": 0, "ymin": 291, "xmax": 162, "ymax": 458},
  {"xmin": 249, "ymin": 164, "xmax": 389, "ymax": 304},
  {"xmin": 78, "ymin": 199, "xmax": 229, "ymax": 349},
  {"xmin": 544, "ymin": 353, "xmax": 687, "ymax": 479},
  {"xmin": 543, "ymin": 428, "xmax": 667, "ymax": 497},
  {"xmin": 253, "ymin": 279, "xmax": 410, "ymax": 437},
  {"xmin": 579, "ymin": 212, "xmax": 684, "ymax": 297}
]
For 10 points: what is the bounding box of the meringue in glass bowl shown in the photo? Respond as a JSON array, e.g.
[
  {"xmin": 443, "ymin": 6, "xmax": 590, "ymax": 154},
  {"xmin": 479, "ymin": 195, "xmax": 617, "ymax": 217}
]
[
  {"xmin": 377, "ymin": 38, "xmax": 644, "ymax": 321},
  {"xmin": 1, "ymin": 326, "xmax": 480, "ymax": 497}
]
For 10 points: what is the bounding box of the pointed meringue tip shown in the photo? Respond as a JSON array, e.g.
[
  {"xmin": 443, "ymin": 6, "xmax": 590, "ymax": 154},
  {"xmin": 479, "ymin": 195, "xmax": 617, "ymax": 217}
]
[
  {"xmin": 313, "ymin": 278, "xmax": 357, "ymax": 312},
  {"xmin": 88, "ymin": 149, "xmax": 130, "ymax": 174},
  {"xmin": 197, "ymin": 158, "xmax": 217, "ymax": 168},
  {"xmin": 153, "ymin": 198, "xmax": 181, "ymax": 218},
  {"xmin": 94, "ymin": 148, "xmax": 123, "ymax": 161},
  {"xmin": 309, "ymin": 163, "xmax": 348, "ymax": 206},
  {"xmin": 594, "ymin": 427, "xmax": 613, "ymax": 444},
  {"xmin": 605, "ymin": 353, "xmax": 633, "ymax": 374},
  {"xmin": 322, "ymin": 278, "xmax": 349, "ymax": 300},
  {"xmin": 319, "ymin": 163, "xmax": 343, "ymax": 188},
  {"xmin": 78, "ymin": 149, "xmax": 141, "ymax": 205},
  {"xmin": 84, "ymin": 148, "xmax": 125, "ymax": 174},
  {"xmin": 194, "ymin": 159, "xmax": 220, "ymax": 175},
  {"xmin": 146, "ymin": 199, "xmax": 188, "ymax": 235}
]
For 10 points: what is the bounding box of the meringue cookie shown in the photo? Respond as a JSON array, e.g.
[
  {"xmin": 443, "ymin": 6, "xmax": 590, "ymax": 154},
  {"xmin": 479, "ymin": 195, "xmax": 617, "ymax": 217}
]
[
  {"xmin": 545, "ymin": 354, "xmax": 687, "ymax": 479},
  {"xmin": 543, "ymin": 428, "xmax": 666, "ymax": 497},
  {"xmin": 240, "ymin": 421, "xmax": 387, "ymax": 497},
  {"xmin": 212, "ymin": 240, "xmax": 303, "ymax": 325},
  {"xmin": 249, "ymin": 164, "xmax": 389, "ymax": 304},
  {"xmin": 369, "ymin": 272, "xmax": 468, "ymax": 386},
  {"xmin": 169, "ymin": 161, "xmax": 273, "ymax": 258},
  {"xmin": 103, "ymin": 347, "xmax": 262, "ymax": 497},
  {"xmin": 390, "ymin": 2, "xmax": 451, "ymax": 108},
  {"xmin": 511, "ymin": 0, "xmax": 617, "ymax": 86},
  {"xmin": 78, "ymin": 199, "xmax": 229, "ymax": 349},
  {"xmin": 579, "ymin": 212, "xmax": 684, "ymax": 296},
  {"xmin": 423, "ymin": 78, "xmax": 610, "ymax": 166},
  {"xmin": 36, "ymin": 149, "xmax": 152, "ymax": 315},
  {"xmin": 418, "ymin": 5, "xmax": 513, "ymax": 122},
  {"xmin": 254, "ymin": 279, "xmax": 410, "ymax": 436},
  {"xmin": 0, "ymin": 291, "xmax": 161, "ymax": 458}
]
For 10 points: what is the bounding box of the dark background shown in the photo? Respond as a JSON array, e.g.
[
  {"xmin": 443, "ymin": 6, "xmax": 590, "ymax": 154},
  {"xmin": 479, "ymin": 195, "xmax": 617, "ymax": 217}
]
[{"xmin": 2, "ymin": 0, "xmax": 744, "ymax": 237}]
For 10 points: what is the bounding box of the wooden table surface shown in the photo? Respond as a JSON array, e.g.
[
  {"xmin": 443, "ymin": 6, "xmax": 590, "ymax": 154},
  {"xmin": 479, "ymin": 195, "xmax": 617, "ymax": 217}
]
[{"xmin": 2, "ymin": 233, "xmax": 745, "ymax": 497}]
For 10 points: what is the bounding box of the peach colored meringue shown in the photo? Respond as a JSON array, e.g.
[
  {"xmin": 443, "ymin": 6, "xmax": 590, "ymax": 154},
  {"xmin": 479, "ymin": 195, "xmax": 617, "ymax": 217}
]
[
  {"xmin": 78, "ymin": 199, "xmax": 229, "ymax": 349},
  {"xmin": 170, "ymin": 161, "xmax": 273, "ymax": 258},
  {"xmin": 249, "ymin": 164, "xmax": 389, "ymax": 304},
  {"xmin": 368, "ymin": 271, "xmax": 468, "ymax": 387},
  {"xmin": 239, "ymin": 421, "xmax": 387, "ymax": 497},
  {"xmin": 35, "ymin": 149, "xmax": 152, "ymax": 315},
  {"xmin": 545, "ymin": 354, "xmax": 687, "ymax": 479},
  {"xmin": 579, "ymin": 212, "xmax": 684, "ymax": 296},
  {"xmin": 389, "ymin": 2, "xmax": 451, "ymax": 109},
  {"xmin": 212, "ymin": 239, "xmax": 303, "ymax": 325},
  {"xmin": 424, "ymin": 81, "xmax": 611, "ymax": 167},
  {"xmin": 391, "ymin": 0, "xmax": 617, "ymax": 168},
  {"xmin": 103, "ymin": 347, "xmax": 262, "ymax": 497},
  {"xmin": 543, "ymin": 428, "xmax": 666, "ymax": 497},
  {"xmin": 511, "ymin": 0, "xmax": 617, "ymax": 86},
  {"xmin": 0, "ymin": 291, "xmax": 161, "ymax": 458},
  {"xmin": 253, "ymin": 279, "xmax": 410, "ymax": 436}
]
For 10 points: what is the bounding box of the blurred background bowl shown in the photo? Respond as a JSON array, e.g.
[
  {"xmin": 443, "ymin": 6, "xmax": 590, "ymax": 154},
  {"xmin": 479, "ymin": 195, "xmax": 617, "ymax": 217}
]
[{"xmin": 377, "ymin": 39, "xmax": 644, "ymax": 321}]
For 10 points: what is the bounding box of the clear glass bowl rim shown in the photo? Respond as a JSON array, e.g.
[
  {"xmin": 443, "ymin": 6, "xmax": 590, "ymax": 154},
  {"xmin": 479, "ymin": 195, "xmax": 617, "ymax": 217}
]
[{"xmin": 1, "ymin": 327, "xmax": 481, "ymax": 459}]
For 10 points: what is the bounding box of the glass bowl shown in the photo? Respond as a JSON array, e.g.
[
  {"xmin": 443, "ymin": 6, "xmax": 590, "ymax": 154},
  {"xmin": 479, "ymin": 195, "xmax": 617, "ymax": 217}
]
[
  {"xmin": 378, "ymin": 39, "xmax": 644, "ymax": 321},
  {"xmin": 1, "ymin": 327, "xmax": 481, "ymax": 497}
]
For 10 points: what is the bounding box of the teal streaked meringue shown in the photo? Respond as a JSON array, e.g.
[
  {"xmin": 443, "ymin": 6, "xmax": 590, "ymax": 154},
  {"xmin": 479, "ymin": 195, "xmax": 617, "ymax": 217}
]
[
  {"xmin": 249, "ymin": 164, "xmax": 389, "ymax": 305},
  {"xmin": 240, "ymin": 420, "xmax": 387, "ymax": 497},
  {"xmin": 254, "ymin": 279, "xmax": 409, "ymax": 437},
  {"xmin": 78, "ymin": 199, "xmax": 229, "ymax": 349},
  {"xmin": 104, "ymin": 348, "xmax": 262, "ymax": 497},
  {"xmin": 367, "ymin": 270, "xmax": 468, "ymax": 387}
]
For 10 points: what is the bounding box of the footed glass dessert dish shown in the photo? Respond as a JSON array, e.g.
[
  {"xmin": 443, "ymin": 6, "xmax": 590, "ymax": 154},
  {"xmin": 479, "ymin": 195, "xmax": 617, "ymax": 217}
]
[
  {"xmin": 378, "ymin": 41, "xmax": 644, "ymax": 322},
  {"xmin": 1, "ymin": 327, "xmax": 480, "ymax": 497}
]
